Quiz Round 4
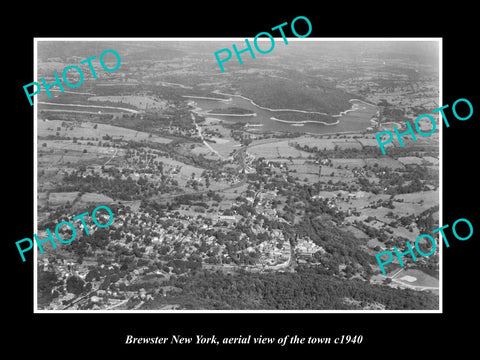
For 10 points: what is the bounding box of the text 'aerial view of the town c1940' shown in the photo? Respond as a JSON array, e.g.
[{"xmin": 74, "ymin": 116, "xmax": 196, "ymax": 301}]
[{"xmin": 35, "ymin": 39, "xmax": 440, "ymax": 311}]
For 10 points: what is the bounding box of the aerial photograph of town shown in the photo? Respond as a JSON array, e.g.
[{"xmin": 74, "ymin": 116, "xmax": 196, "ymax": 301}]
[{"xmin": 35, "ymin": 39, "xmax": 440, "ymax": 311}]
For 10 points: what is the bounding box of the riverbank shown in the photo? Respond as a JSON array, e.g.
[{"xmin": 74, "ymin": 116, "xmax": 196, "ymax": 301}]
[
  {"xmin": 270, "ymin": 117, "xmax": 340, "ymax": 126},
  {"xmin": 212, "ymin": 90, "xmax": 376, "ymax": 119},
  {"xmin": 182, "ymin": 95, "xmax": 230, "ymax": 101},
  {"xmin": 206, "ymin": 112, "xmax": 257, "ymax": 117}
]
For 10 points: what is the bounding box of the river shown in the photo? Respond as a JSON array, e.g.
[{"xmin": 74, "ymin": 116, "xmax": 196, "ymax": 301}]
[{"xmin": 186, "ymin": 93, "xmax": 378, "ymax": 135}]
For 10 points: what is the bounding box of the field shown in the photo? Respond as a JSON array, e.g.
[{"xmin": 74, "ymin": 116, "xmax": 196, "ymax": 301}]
[
  {"xmin": 248, "ymin": 141, "xmax": 311, "ymax": 159},
  {"xmin": 423, "ymin": 156, "xmax": 439, "ymax": 165},
  {"xmin": 363, "ymin": 157, "xmax": 404, "ymax": 169},
  {"xmin": 356, "ymin": 137, "xmax": 384, "ymax": 147},
  {"xmin": 394, "ymin": 269, "xmax": 439, "ymax": 287},
  {"xmin": 292, "ymin": 135, "xmax": 369, "ymax": 151},
  {"xmin": 88, "ymin": 96, "xmax": 168, "ymax": 111},
  {"xmin": 332, "ymin": 140, "xmax": 363, "ymax": 150},
  {"xmin": 339, "ymin": 190, "xmax": 439, "ymax": 243},
  {"xmin": 79, "ymin": 192, "xmax": 115, "ymax": 204},
  {"xmin": 397, "ymin": 156, "xmax": 425, "ymax": 165},
  {"xmin": 393, "ymin": 190, "xmax": 439, "ymax": 210},
  {"xmin": 39, "ymin": 103, "xmax": 137, "ymax": 113},
  {"xmin": 38, "ymin": 141, "xmax": 125, "ymax": 167},
  {"xmin": 39, "ymin": 191, "xmax": 115, "ymax": 209},
  {"xmin": 330, "ymin": 158, "xmax": 366, "ymax": 168},
  {"xmin": 38, "ymin": 119, "xmax": 172, "ymax": 144},
  {"xmin": 205, "ymin": 138, "xmax": 242, "ymax": 159},
  {"xmin": 47, "ymin": 192, "xmax": 79, "ymax": 205}
]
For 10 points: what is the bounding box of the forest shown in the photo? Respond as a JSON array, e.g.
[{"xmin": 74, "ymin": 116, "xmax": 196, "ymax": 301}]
[
  {"xmin": 144, "ymin": 268, "xmax": 438, "ymax": 310},
  {"xmin": 232, "ymin": 76, "xmax": 353, "ymax": 114}
]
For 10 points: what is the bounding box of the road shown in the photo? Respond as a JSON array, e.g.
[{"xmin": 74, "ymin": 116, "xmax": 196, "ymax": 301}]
[
  {"xmin": 103, "ymin": 147, "xmax": 118, "ymax": 166},
  {"xmin": 191, "ymin": 112, "xmax": 225, "ymax": 160},
  {"xmin": 62, "ymin": 286, "xmax": 98, "ymax": 310}
]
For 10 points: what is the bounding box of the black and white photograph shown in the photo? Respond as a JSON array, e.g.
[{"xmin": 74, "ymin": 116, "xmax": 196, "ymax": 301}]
[
  {"xmin": 5, "ymin": 6, "xmax": 478, "ymax": 356},
  {"xmin": 33, "ymin": 39, "xmax": 441, "ymax": 312}
]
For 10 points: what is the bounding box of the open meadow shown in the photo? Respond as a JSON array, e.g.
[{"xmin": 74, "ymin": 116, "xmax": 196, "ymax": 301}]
[
  {"xmin": 88, "ymin": 95, "xmax": 168, "ymax": 111},
  {"xmin": 38, "ymin": 119, "xmax": 172, "ymax": 144}
]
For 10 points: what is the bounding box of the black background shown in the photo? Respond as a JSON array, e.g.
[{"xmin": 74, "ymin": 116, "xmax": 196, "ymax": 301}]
[{"xmin": 5, "ymin": 3, "xmax": 478, "ymax": 356}]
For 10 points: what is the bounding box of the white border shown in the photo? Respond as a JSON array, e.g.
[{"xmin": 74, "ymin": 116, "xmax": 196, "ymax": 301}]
[{"xmin": 33, "ymin": 37, "xmax": 442, "ymax": 314}]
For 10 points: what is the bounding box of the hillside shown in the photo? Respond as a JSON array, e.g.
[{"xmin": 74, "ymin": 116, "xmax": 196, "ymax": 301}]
[{"xmin": 232, "ymin": 76, "xmax": 354, "ymax": 114}]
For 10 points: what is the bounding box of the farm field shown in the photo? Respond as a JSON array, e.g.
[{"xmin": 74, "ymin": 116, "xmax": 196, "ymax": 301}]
[
  {"xmin": 363, "ymin": 157, "xmax": 404, "ymax": 169},
  {"xmin": 38, "ymin": 120, "xmax": 172, "ymax": 144},
  {"xmin": 47, "ymin": 192, "xmax": 80, "ymax": 205},
  {"xmin": 88, "ymin": 95, "xmax": 168, "ymax": 111},
  {"xmin": 38, "ymin": 141, "xmax": 124, "ymax": 167},
  {"xmin": 79, "ymin": 192, "xmax": 115, "ymax": 204},
  {"xmin": 398, "ymin": 156, "xmax": 424, "ymax": 165},
  {"xmin": 356, "ymin": 137, "xmax": 383, "ymax": 147},
  {"xmin": 292, "ymin": 135, "xmax": 377, "ymax": 151},
  {"xmin": 248, "ymin": 141, "xmax": 311, "ymax": 159},
  {"xmin": 209, "ymin": 139, "xmax": 242, "ymax": 158},
  {"xmin": 330, "ymin": 158, "xmax": 366, "ymax": 168},
  {"xmin": 39, "ymin": 103, "xmax": 137, "ymax": 113},
  {"xmin": 394, "ymin": 191, "xmax": 439, "ymax": 210},
  {"xmin": 332, "ymin": 140, "xmax": 363, "ymax": 150},
  {"xmin": 39, "ymin": 191, "xmax": 115, "ymax": 209},
  {"xmin": 423, "ymin": 156, "xmax": 439, "ymax": 165}
]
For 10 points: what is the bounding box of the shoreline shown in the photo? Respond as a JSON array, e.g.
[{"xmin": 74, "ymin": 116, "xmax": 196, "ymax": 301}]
[
  {"xmin": 206, "ymin": 112, "xmax": 257, "ymax": 117},
  {"xmin": 212, "ymin": 90, "xmax": 377, "ymax": 117},
  {"xmin": 270, "ymin": 117, "xmax": 339, "ymax": 126},
  {"xmin": 182, "ymin": 95, "xmax": 230, "ymax": 101}
]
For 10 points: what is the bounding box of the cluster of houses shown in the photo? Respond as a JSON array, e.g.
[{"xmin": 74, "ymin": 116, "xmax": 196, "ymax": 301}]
[
  {"xmin": 295, "ymin": 238, "xmax": 325, "ymax": 259},
  {"xmin": 40, "ymin": 181, "xmax": 330, "ymax": 309}
]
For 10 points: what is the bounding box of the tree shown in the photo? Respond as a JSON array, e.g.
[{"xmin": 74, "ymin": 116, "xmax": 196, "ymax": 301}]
[{"xmin": 66, "ymin": 276, "xmax": 85, "ymax": 295}]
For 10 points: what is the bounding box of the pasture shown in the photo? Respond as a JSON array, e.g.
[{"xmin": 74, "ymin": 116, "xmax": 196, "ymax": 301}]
[
  {"xmin": 38, "ymin": 119, "xmax": 172, "ymax": 144},
  {"xmin": 397, "ymin": 156, "xmax": 424, "ymax": 165},
  {"xmin": 79, "ymin": 192, "xmax": 115, "ymax": 204},
  {"xmin": 363, "ymin": 157, "xmax": 404, "ymax": 169},
  {"xmin": 88, "ymin": 95, "xmax": 168, "ymax": 111},
  {"xmin": 47, "ymin": 192, "xmax": 79, "ymax": 205},
  {"xmin": 330, "ymin": 158, "xmax": 366, "ymax": 169},
  {"xmin": 38, "ymin": 140, "xmax": 126, "ymax": 167},
  {"xmin": 248, "ymin": 141, "xmax": 311, "ymax": 159}
]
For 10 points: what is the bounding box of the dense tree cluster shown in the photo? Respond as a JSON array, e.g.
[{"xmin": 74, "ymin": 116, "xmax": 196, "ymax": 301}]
[
  {"xmin": 145, "ymin": 268, "xmax": 438, "ymax": 310},
  {"xmin": 234, "ymin": 76, "xmax": 353, "ymax": 114},
  {"xmin": 292, "ymin": 143, "xmax": 438, "ymax": 160},
  {"xmin": 37, "ymin": 268, "xmax": 61, "ymax": 306},
  {"xmin": 61, "ymin": 172, "xmax": 176, "ymax": 201}
]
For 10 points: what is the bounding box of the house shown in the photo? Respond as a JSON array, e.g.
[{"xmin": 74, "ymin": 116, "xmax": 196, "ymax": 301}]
[
  {"xmin": 90, "ymin": 296, "xmax": 102, "ymax": 303},
  {"xmin": 219, "ymin": 215, "xmax": 236, "ymax": 222}
]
